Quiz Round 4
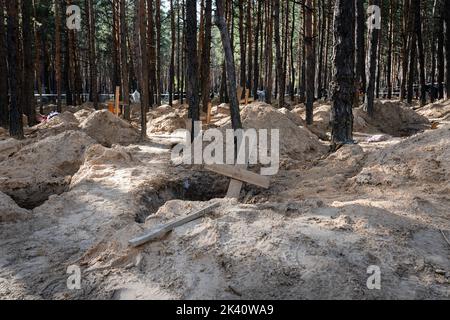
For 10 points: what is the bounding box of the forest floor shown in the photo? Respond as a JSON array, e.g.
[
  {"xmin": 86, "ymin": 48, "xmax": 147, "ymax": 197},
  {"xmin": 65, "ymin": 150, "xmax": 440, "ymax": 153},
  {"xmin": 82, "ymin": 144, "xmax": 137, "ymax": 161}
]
[{"xmin": 0, "ymin": 99, "xmax": 449, "ymax": 300}]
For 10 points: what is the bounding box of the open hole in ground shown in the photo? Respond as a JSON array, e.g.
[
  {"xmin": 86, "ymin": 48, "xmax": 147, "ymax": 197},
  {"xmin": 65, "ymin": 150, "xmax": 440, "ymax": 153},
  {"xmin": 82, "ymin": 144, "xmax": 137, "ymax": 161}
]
[{"xmin": 134, "ymin": 172, "xmax": 229, "ymax": 223}]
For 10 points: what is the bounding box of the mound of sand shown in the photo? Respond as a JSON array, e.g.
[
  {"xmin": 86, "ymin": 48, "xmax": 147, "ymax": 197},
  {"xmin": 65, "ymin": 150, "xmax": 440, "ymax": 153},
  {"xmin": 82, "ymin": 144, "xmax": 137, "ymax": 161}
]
[
  {"xmin": 30, "ymin": 112, "xmax": 80, "ymax": 139},
  {"xmin": 148, "ymin": 112, "xmax": 186, "ymax": 134},
  {"xmin": 0, "ymin": 138, "xmax": 23, "ymax": 162},
  {"xmin": 80, "ymin": 110, "xmax": 140, "ymax": 147},
  {"xmin": 0, "ymin": 191, "xmax": 29, "ymax": 223},
  {"xmin": 292, "ymin": 100, "xmax": 429, "ymax": 138},
  {"xmin": 355, "ymin": 100, "xmax": 430, "ymax": 136},
  {"xmin": 416, "ymin": 99, "xmax": 450, "ymax": 120},
  {"xmin": 353, "ymin": 124, "xmax": 450, "ymax": 188},
  {"xmin": 74, "ymin": 108, "xmax": 94, "ymax": 123},
  {"xmin": 0, "ymin": 130, "xmax": 96, "ymax": 208},
  {"xmin": 222, "ymin": 102, "xmax": 328, "ymax": 162},
  {"xmin": 0, "ymin": 127, "xmax": 8, "ymax": 140}
]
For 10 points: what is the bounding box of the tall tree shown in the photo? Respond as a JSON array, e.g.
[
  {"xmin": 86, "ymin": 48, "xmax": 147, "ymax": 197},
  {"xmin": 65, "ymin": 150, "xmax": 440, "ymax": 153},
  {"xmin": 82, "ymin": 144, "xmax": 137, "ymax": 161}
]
[
  {"xmin": 120, "ymin": 0, "xmax": 130, "ymax": 120},
  {"xmin": 445, "ymin": 0, "xmax": 450, "ymax": 99},
  {"xmin": 7, "ymin": 0, "xmax": 23, "ymax": 138},
  {"xmin": 55, "ymin": 0, "xmax": 63, "ymax": 112},
  {"xmin": 186, "ymin": 0, "xmax": 200, "ymax": 131},
  {"xmin": 0, "ymin": 0, "xmax": 8, "ymax": 128},
  {"xmin": 414, "ymin": 0, "xmax": 426, "ymax": 106},
  {"xmin": 364, "ymin": 0, "xmax": 380, "ymax": 117},
  {"xmin": 253, "ymin": 0, "xmax": 262, "ymax": 99},
  {"xmin": 169, "ymin": 0, "xmax": 176, "ymax": 106},
  {"xmin": 139, "ymin": 0, "xmax": 149, "ymax": 139},
  {"xmin": 305, "ymin": 0, "xmax": 316, "ymax": 125},
  {"xmin": 216, "ymin": 0, "xmax": 243, "ymax": 130},
  {"xmin": 274, "ymin": 0, "xmax": 282, "ymax": 106},
  {"xmin": 355, "ymin": 0, "xmax": 366, "ymax": 96},
  {"xmin": 331, "ymin": 0, "xmax": 355, "ymax": 148},
  {"xmin": 86, "ymin": 0, "xmax": 98, "ymax": 109},
  {"xmin": 201, "ymin": 0, "xmax": 212, "ymax": 113},
  {"xmin": 22, "ymin": 0, "xmax": 37, "ymax": 126}
]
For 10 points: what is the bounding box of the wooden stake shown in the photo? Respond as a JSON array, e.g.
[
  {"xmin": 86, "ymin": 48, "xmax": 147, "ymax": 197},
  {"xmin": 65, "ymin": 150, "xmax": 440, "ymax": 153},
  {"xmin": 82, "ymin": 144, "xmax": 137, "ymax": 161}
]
[
  {"xmin": 205, "ymin": 164, "xmax": 270, "ymax": 189},
  {"xmin": 206, "ymin": 102, "xmax": 212, "ymax": 124},
  {"xmin": 129, "ymin": 202, "xmax": 220, "ymax": 247},
  {"xmin": 115, "ymin": 86, "xmax": 120, "ymax": 116}
]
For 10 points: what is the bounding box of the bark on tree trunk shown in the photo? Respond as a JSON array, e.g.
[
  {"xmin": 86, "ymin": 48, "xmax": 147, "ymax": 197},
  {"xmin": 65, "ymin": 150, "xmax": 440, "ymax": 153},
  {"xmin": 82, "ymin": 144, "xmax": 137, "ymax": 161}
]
[
  {"xmin": 331, "ymin": 0, "xmax": 355, "ymax": 148},
  {"xmin": 364, "ymin": 0, "xmax": 380, "ymax": 117},
  {"xmin": 305, "ymin": 0, "xmax": 316, "ymax": 125},
  {"xmin": 201, "ymin": 0, "xmax": 212, "ymax": 113},
  {"xmin": 7, "ymin": 0, "xmax": 23, "ymax": 138},
  {"xmin": 215, "ymin": 0, "xmax": 243, "ymax": 130},
  {"xmin": 0, "ymin": 0, "xmax": 9, "ymax": 127},
  {"xmin": 139, "ymin": 0, "xmax": 149, "ymax": 139},
  {"xmin": 355, "ymin": 0, "xmax": 366, "ymax": 96},
  {"xmin": 120, "ymin": 0, "xmax": 130, "ymax": 120},
  {"xmin": 55, "ymin": 0, "xmax": 63, "ymax": 113},
  {"xmin": 186, "ymin": 0, "xmax": 200, "ymax": 132}
]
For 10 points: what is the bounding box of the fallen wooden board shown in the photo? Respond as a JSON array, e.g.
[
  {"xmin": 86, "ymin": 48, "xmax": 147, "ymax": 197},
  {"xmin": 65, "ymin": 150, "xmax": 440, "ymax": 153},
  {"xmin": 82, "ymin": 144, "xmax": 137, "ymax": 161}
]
[
  {"xmin": 226, "ymin": 164, "xmax": 246, "ymax": 198},
  {"xmin": 129, "ymin": 202, "xmax": 220, "ymax": 247},
  {"xmin": 205, "ymin": 164, "xmax": 270, "ymax": 189}
]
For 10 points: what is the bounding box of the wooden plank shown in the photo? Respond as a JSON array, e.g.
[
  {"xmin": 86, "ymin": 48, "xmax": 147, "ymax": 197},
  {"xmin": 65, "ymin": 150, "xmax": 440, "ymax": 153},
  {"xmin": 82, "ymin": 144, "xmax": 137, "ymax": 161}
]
[
  {"xmin": 226, "ymin": 167, "xmax": 245, "ymax": 198},
  {"xmin": 129, "ymin": 202, "xmax": 220, "ymax": 247},
  {"xmin": 206, "ymin": 102, "xmax": 212, "ymax": 124},
  {"xmin": 237, "ymin": 86, "xmax": 243, "ymax": 105},
  {"xmin": 205, "ymin": 164, "xmax": 270, "ymax": 189},
  {"xmin": 115, "ymin": 86, "xmax": 120, "ymax": 116}
]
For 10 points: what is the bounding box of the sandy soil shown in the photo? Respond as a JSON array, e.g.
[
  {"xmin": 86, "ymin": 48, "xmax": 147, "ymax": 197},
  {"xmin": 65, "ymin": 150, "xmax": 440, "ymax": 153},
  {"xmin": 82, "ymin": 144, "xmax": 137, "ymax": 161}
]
[{"xmin": 0, "ymin": 100, "xmax": 448, "ymax": 300}]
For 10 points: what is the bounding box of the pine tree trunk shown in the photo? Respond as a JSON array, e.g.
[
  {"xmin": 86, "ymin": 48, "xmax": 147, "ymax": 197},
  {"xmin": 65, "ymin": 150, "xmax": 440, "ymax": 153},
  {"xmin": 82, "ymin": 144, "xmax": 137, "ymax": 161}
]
[
  {"xmin": 120, "ymin": 0, "xmax": 130, "ymax": 120},
  {"xmin": 155, "ymin": 0, "xmax": 162, "ymax": 106},
  {"xmin": 246, "ymin": 0, "xmax": 253, "ymax": 95},
  {"xmin": 436, "ymin": 3, "xmax": 444, "ymax": 99},
  {"xmin": 139, "ymin": 0, "xmax": 149, "ymax": 139},
  {"xmin": 86, "ymin": 0, "xmax": 98, "ymax": 109},
  {"xmin": 22, "ymin": 0, "xmax": 36, "ymax": 126},
  {"xmin": 253, "ymin": 0, "xmax": 262, "ymax": 99},
  {"xmin": 331, "ymin": 0, "xmax": 355, "ymax": 147},
  {"xmin": 401, "ymin": 0, "xmax": 411, "ymax": 101},
  {"xmin": 364, "ymin": 0, "xmax": 380, "ymax": 117},
  {"xmin": 305, "ymin": 0, "xmax": 316, "ymax": 124},
  {"xmin": 386, "ymin": 0, "xmax": 395, "ymax": 99},
  {"xmin": 444, "ymin": 0, "xmax": 450, "ymax": 99},
  {"xmin": 55, "ymin": 0, "xmax": 63, "ymax": 112},
  {"xmin": 7, "ymin": 0, "xmax": 23, "ymax": 138},
  {"xmin": 414, "ymin": 0, "xmax": 426, "ymax": 106},
  {"xmin": 186, "ymin": 0, "xmax": 200, "ymax": 129},
  {"xmin": 201, "ymin": 0, "xmax": 212, "ymax": 113},
  {"xmin": 0, "ymin": 0, "xmax": 9, "ymax": 127},
  {"xmin": 238, "ymin": 0, "xmax": 246, "ymax": 94},
  {"xmin": 169, "ymin": 0, "xmax": 175, "ymax": 106},
  {"xmin": 216, "ymin": 0, "xmax": 242, "ymax": 130},
  {"xmin": 355, "ymin": 0, "xmax": 366, "ymax": 95}
]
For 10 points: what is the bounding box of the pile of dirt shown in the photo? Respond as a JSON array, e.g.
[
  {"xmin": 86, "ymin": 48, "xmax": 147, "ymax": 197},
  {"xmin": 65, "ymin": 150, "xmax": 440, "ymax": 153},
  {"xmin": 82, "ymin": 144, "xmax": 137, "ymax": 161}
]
[
  {"xmin": 0, "ymin": 127, "xmax": 8, "ymax": 140},
  {"xmin": 0, "ymin": 191, "xmax": 29, "ymax": 223},
  {"xmin": 80, "ymin": 110, "xmax": 140, "ymax": 147},
  {"xmin": 416, "ymin": 99, "xmax": 450, "ymax": 120},
  {"xmin": 223, "ymin": 102, "xmax": 328, "ymax": 162},
  {"xmin": 292, "ymin": 100, "xmax": 429, "ymax": 138},
  {"xmin": 0, "ymin": 130, "xmax": 96, "ymax": 208},
  {"xmin": 0, "ymin": 138, "xmax": 23, "ymax": 162},
  {"xmin": 355, "ymin": 100, "xmax": 430, "ymax": 136},
  {"xmin": 74, "ymin": 108, "xmax": 94, "ymax": 123},
  {"xmin": 353, "ymin": 124, "xmax": 450, "ymax": 188},
  {"xmin": 148, "ymin": 112, "xmax": 186, "ymax": 134},
  {"xmin": 29, "ymin": 112, "xmax": 80, "ymax": 139}
]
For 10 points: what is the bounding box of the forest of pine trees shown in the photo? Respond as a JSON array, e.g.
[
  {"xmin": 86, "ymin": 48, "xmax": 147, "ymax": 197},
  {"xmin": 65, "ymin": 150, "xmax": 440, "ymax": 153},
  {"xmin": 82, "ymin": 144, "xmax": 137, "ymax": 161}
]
[{"xmin": 0, "ymin": 0, "xmax": 449, "ymax": 143}]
